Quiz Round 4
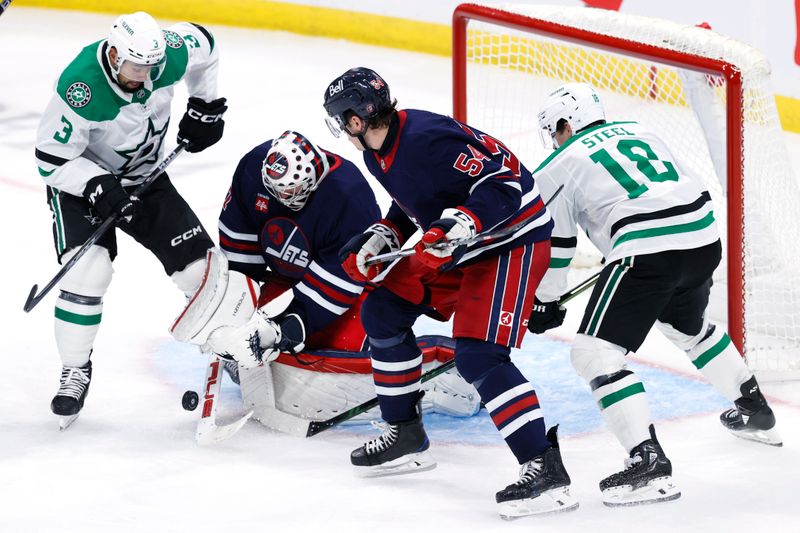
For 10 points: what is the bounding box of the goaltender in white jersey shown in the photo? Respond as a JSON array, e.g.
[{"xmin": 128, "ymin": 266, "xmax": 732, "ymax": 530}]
[
  {"xmin": 35, "ymin": 12, "xmax": 228, "ymax": 430},
  {"xmin": 529, "ymin": 83, "xmax": 781, "ymax": 507}
]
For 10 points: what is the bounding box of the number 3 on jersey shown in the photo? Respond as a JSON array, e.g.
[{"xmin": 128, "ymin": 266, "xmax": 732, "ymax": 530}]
[{"xmin": 590, "ymin": 139, "xmax": 678, "ymax": 199}]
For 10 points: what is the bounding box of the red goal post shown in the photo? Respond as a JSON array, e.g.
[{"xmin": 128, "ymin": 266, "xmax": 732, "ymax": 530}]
[{"xmin": 452, "ymin": 3, "xmax": 800, "ymax": 377}]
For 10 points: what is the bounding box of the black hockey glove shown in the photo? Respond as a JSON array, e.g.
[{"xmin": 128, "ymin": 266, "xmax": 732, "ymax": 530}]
[
  {"xmin": 177, "ymin": 96, "xmax": 228, "ymax": 153},
  {"xmin": 527, "ymin": 297, "xmax": 566, "ymax": 334},
  {"xmin": 83, "ymin": 174, "xmax": 136, "ymax": 223}
]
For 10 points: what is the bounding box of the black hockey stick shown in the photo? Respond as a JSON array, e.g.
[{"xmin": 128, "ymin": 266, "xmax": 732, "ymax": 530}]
[
  {"xmin": 365, "ymin": 184, "xmax": 564, "ymax": 267},
  {"xmin": 305, "ymin": 269, "xmax": 600, "ymax": 437},
  {"xmin": 23, "ymin": 143, "xmax": 188, "ymax": 313}
]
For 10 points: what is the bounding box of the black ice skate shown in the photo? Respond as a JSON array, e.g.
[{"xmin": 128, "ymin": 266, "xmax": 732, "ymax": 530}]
[
  {"xmin": 600, "ymin": 424, "xmax": 680, "ymax": 507},
  {"xmin": 495, "ymin": 426, "xmax": 579, "ymax": 519},
  {"xmin": 51, "ymin": 361, "xmax": 92, "ymax": 431},
  {"xmin": 720, "ymin": 376, "xmax": 782, "ymax": 446},
  {"xmin": 222, "ymin": 359, "xmax": 240, "ymax": 385},
  {"xmin": 350, "ymin": 396, "xmax": 436, "ymax": 477}
]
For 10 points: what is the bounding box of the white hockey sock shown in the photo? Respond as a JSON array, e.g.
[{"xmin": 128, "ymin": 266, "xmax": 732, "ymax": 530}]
[
  {"xmin": 55, "ymin": 291, "xmax": 102, "ymax": 367},
  {"xmin": 688, "ymin": 327, "xmax": 751, "ymax": 402},
  {"xmin": 592, "ymin": 370, "xmax": 652, "ymax": 452}
]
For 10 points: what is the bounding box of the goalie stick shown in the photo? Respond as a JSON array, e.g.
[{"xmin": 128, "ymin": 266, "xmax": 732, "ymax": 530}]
[
  {"xmin": 365, "ymin": 185, "xmax": 564, "ymax": 267},
  {"xmin": 194, "ymin": 353, "xmax": 254, "ymax": 446},
  {"xmin": 304, "ymin": 269, "xmax": 601, "ymax": 437},
  {"xmin": 24, "ymin": 142, "xmax": 188, "ymax": 313}
]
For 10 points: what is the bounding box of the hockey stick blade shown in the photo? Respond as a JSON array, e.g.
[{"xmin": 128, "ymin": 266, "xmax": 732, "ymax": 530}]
[
  {"xmin": 196, "ymin": 410, "xmax": 254, "ymax": 446},
  {"xmin": 365, "ymin": 184, "xmax": 564, "ymax": 267},
  {"xmin": 305, "ymin": 268, "xmax": 597, "ymax": 438},
  {"xmin": 24, "ymin": 143, "xmax": 187, "ymax": 313}
]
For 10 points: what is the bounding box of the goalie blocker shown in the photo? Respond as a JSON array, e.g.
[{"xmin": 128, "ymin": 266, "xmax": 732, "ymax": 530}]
[{"xmin": 171, "ymin": 249, "xmax": 481, "ymax": 426}]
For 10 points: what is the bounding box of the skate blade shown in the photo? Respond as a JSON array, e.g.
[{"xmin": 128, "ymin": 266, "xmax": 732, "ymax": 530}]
[
  {"xmin": 727, "ymin": 426, "xmax": 783, "ymax": 447},
  {"xmin": 602, "ymin": 476, "xmax": 681, "ymax": 507},
  {"xmin": 58, "ymin": 414, "xmax": 80, "ymax": 431},
  {"xmin": 498, "ymin": 486, "xmax": 580, "ymax": 520},
  {"xmin": 353, "ymin": 451, "xmax": 437, "ymax": 478}
]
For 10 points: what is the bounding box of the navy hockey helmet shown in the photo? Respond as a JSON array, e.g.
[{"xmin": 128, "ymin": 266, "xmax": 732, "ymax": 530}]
[{"xmin": 323, "ymin": 67, "xmax": 393, "ymax": 138}]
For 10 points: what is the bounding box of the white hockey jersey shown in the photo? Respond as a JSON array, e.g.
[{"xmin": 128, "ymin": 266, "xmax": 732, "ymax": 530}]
[
  {"xmin": 535, "ymin": 121, "xmax": 719, "ymax": 303},
  {"xmin": 35, "ymin": 23, "xmax": 219, "ymax": 197}
]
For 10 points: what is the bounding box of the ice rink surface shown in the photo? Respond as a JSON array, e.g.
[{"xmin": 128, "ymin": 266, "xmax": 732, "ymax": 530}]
[{"xmin": 1, "ymin": 8, "xmax": 799, "ymax": 532}]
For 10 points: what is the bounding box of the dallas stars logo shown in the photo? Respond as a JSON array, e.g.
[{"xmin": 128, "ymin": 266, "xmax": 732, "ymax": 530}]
[
  {"xmin": 115, "ymin": 117, "xmax": 168, "ymax": 176},
  {"xmin": 66, "ymin": 82, "xmax": 91, "ymax": 108},
  {"xmin": 163, "ymin": 30, "xmax": 184, "ymax": 49}
]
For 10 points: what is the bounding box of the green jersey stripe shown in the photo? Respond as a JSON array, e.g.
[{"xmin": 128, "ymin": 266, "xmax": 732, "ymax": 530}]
[
  {"xmin": 612, "ymin": 211, "xmax": 715, "ymax": 249},
  {"xmin": 587, "ymin": 263, "xmax": 625, "ymax": 335},
  {"xmin": 550, "ymin": 257, "xmax": 572, "ymax": 268}
]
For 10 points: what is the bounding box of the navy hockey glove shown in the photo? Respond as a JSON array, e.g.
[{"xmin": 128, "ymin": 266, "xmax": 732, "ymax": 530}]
[
  {"xmin": 339, "ymin": 221, "xmax": 402, "ymax": 282},
  {"xmin": 527, "ymin": 297, "xmax": 566, "ymax": 334},
  {"xmin": 415, "ymin": 207, "xmax": 479, "ymax": 270},
  {"xmin": 177, "ymin": 96, "xmax": 227, "ymax": 153},
  {"xmin": 83, "ymin": 174, "xmax": 136, "ymax": 223}
]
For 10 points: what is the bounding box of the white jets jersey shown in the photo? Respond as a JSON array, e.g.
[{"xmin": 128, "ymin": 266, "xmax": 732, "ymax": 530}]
[
  {"xmin": 535, "ymin": 121, "xmax": 719, "ymax": 302},
  {"xmin": 35, "ymin": 23, "xmax": 219, "ymax": 196}
]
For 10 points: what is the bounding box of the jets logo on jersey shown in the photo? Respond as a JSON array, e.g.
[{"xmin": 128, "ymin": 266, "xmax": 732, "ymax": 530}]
[
  {"xmin": 262, "ymin": 218, "xmax": 310, "ymax": 273},
  {"xmin": 66, "ymin": 82, "xmax": 91, "ymax": 108},
  {"xmin": 263, "ymin": 152, "xmax": 288, "ymax": 179},
  {"xmin": 163, "ymin": 30, "xmax": 184, "ymax": 48},
  {"xmin": 255, "ymin": 194, "xmax": 269, "ymax": 213}
]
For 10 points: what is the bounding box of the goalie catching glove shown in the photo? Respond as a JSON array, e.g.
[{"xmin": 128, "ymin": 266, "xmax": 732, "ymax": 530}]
[
  {"xmin": 414, "ymin": 207, "xmax": 479, "ymax": 269},
  {"xmin": 205, "ymin": 309, "xmax": 283, "ymax": 368},
  {"xmin": 527, "ymin": 297, "xmax": 566, "ymax": 334},
  {"xmin": 339, "ymin": 220, "xmax": 403, "ymax": 282}
]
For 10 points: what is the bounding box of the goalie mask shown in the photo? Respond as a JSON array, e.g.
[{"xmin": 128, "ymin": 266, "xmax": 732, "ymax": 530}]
[
  {"xmin": 107, "ymin": 12, "xmax": 167, "ymax": 86},
  {"xmin": 261, "ymin": 131, "xmax": 330, "ymax": 211},
  {"xmin": 537, "ymin": 82, "xmax": 605, "ymax": 149}
]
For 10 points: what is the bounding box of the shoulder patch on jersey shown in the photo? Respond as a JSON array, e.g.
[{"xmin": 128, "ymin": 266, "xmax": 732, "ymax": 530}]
[
  {"xmin": 65, "ymin": 82, "xmax": 92, "ymax": 108},
  {"xmin": 163, "ymin": 30, "xmax": 184, "ymax": 49}
]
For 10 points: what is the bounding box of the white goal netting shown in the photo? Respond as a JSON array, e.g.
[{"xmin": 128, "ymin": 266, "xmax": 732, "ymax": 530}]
[{"xmin": 456, "ymin": 3, "xmax": 800, "ymax": 378}]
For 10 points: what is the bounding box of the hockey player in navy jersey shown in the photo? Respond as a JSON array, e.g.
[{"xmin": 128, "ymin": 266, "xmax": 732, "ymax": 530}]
[
  {"xmin": 323, "ymin": 67, "xmax": 577, "ymax": 519},
  {"xmin": 209, "ymin": 130, "xmax": 380, "ymax": 365}
]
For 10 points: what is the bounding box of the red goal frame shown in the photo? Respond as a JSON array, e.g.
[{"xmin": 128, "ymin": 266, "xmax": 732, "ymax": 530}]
[{"xmin": 452, "ymin": 3, "xmax": 746, "ymax": 354}]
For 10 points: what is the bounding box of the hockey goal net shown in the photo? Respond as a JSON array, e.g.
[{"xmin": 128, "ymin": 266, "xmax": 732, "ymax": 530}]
[{"xmin": 453, "ymin": 3, "xmax": 800, "ymax": 378}]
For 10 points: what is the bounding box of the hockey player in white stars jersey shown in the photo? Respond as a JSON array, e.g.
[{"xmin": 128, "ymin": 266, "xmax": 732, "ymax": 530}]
[
  {"xmin": 530, "ymin": 83, "xmax": 781, "ymax": 507},
  {"xmin": 35, "ymin": 11, "xmax": 228, "ymax": 429}
]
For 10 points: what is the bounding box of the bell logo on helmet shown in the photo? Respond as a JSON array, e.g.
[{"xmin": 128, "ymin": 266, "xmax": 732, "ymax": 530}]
[
  {"xmin": 264, "ymin": 152, "xmax": 288, "ymax": 179},
  {"xmin": 66, "ymin": 82, "xmax": 92, "ymax": 108},
  {"xmin": 121, "ymin": 20, "xmax": 134, "ymax": 35},
  {"xmin": 329, "ymin": 80, "xmax": 344, "ymax": 97}
]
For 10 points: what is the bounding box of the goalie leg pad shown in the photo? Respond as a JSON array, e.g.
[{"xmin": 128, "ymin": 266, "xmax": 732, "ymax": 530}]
[
  {"xmin": 571, "ymin": 334, "xmax": 651, "ymax": 452},
  {"xmin": 657, "ymin": 320, "xmax": 751, "ymax": 402},
  {"xmin": 170, "ymin": 248, "xmax": 259, "ymax": 345}
]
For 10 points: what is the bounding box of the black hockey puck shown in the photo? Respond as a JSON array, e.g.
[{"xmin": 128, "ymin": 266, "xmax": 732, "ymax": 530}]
[{"xmin": 182, "ymin": 390, "xmax": 199, "ymax": 411}]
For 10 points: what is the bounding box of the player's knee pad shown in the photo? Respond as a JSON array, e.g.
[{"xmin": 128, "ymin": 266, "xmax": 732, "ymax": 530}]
[
  {"xmin": 58, "ymin": 246, "xmax": 113, "ymax": 297},
  {"xmin": 454, "ymin": 337, "xmax": 511, "ymax": 385},
  {"xmin": 655, "ymin": 316, "xmax": 710, "ymax": 352},
  {"xmin": 361, "ymin": 287, "xmax": 415, "ymax": 339},
  {"xmin": 570, "ymin": 333, "xmax": 628, "ymax": 385},
  {"xmin": 171, "ymin": 256, "xmax": 208, "ymax": 297}
]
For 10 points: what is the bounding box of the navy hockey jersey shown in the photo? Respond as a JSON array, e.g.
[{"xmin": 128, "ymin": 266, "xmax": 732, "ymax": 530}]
[
  {"xmin": 219, "ymin": 140, "xmax": 380, "ymax": 335},
  {"xmin": 364, "ymin": 109, "xmax": 553, "ymax": 266}
]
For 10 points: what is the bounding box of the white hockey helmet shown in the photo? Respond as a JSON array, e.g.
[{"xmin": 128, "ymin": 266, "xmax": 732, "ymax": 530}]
[
  {"xmin": 107, "ymin": 12, "xmax": 166, "ymax": 83},
  {"xmin": 537, "ymin": 82, "xmax": 605, "ymax": 148},
  {"xmin": 262, "ymin": 131, "xmax": 331, "ymax": 211}
]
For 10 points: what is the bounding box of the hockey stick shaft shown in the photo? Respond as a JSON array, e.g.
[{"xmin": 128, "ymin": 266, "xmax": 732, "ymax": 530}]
[
  {"xmin": 305, "ymin": 268, "xmax": 599, "ymax": 437},
  {"xmin": 23, "ymin": 143, "xmax": 187, "ymax": 313},
  {"xmin": 365, "ymin": 184, "xmax": 564, "ymax": 267}
]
